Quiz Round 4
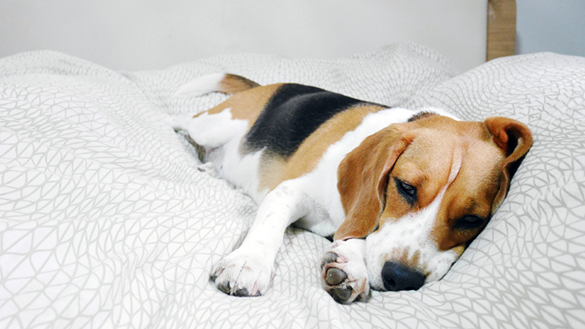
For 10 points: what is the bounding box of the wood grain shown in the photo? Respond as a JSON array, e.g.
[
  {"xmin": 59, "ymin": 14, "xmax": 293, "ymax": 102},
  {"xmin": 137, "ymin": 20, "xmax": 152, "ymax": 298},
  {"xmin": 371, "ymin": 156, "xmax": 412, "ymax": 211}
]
[{"xmin": 487, "ymin": 0, "xmax": 517, "ymax": 61}]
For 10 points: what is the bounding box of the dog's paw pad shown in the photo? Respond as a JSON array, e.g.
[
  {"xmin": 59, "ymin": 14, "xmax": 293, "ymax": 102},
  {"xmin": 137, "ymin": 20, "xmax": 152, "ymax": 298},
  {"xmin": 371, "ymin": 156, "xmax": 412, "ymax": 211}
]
[
  {"xmin": 329, "ymin": 286, "xmax": 353, "ymax": 304},
  {"xmin": 320, "ymin": 241, "xmax": 370, "ymax": 304},
  {"xmin": 325, "ymin": 267, "xmax": 347, "ymax": 286}
]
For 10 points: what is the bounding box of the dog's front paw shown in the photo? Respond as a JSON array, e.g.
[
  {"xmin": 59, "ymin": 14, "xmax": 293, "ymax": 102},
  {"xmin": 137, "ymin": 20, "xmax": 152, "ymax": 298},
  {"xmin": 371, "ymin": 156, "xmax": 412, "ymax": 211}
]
[
  {"xmin": 321, "ymin": 240, "xmax": 370, "ymax": 304},
  {"xmin": 211, "ymin": 249, "xmax": 273, "ymax": 297}
]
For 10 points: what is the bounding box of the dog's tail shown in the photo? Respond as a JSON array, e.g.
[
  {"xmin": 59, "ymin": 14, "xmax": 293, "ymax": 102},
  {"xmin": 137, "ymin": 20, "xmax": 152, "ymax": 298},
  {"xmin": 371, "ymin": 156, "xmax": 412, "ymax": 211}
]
[{"xmin": 173, "ymin": 73, "xmax": 260, "ymax": 98}]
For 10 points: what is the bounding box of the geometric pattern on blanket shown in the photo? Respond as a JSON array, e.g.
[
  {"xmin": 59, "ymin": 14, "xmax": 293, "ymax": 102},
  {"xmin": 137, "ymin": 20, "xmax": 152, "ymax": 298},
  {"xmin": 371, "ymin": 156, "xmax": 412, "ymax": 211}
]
[
  {"xmin": 408, "ymin": 53, "xmax": 585, "ymax": 328},
  {"xmin": 1, "ymin": 45, "xmax": 584, "ymax": 328}
]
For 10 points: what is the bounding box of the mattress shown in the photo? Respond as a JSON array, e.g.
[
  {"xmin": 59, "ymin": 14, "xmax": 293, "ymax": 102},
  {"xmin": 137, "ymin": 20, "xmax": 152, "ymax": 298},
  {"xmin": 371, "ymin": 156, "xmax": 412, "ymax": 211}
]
[{"xmin": 1, "ymin": 43, "xmax": 584, "ymax": 328}]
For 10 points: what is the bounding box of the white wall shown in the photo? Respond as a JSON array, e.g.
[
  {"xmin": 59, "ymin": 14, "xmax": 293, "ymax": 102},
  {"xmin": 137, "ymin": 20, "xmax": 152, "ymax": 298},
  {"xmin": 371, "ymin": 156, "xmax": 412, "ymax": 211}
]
[
  {"xmin": 516, "ymin": 0, "xmax": 585, "ymax": 57},
  {"xmin": 0, "ymin": 0, "xmax": 487, "ymax": 72}
]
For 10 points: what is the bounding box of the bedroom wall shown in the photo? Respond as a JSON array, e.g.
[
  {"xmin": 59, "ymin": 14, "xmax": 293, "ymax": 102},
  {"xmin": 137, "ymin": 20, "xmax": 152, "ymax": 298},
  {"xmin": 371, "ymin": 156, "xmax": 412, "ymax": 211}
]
[
  {"xmin": 2, "ymin": 1, "xmax": 583, "ymax": 72},
  {"xmin": 516, "ymin": 0, "xmax": 585, "ymax": 57},
  {"xmin": 0, "ymin": 0, "xmax": 486, "ymax": 72}
]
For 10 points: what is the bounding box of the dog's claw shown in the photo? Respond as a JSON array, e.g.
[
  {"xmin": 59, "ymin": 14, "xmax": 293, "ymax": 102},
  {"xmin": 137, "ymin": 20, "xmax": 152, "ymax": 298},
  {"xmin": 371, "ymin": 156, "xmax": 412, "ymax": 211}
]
[
  {"xmin": 211, "ymin": 250, "xmax": 272, "ymax": 297},
  {"xmin": 217, "ymin": 281, "xmax": 231, "ymax": 294},
  {"xmin": 234, "ymin": 288, "xmax": 249, "ymax": 296},
  {"xmin": 355, "ymin": 290, "xmax": 372, "ymax": 303},
  {"xmin": 321, "ymin": 252, "xmax": 338, "ymax": 268},
  {"xmin": 325, "ymin": 268, "xmax": 348, "ymax": 286}
]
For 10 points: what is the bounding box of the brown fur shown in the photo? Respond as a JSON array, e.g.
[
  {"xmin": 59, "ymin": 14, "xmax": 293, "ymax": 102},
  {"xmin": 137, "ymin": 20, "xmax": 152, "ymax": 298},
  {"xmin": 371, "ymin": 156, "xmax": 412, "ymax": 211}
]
[
  {"xmin": 333, "ymin": 115, "xmax": 532, "ymax": 248},
  {"xmin": 193, "ymin": 75, "xmax": 533, "ymax": 253},
  {"xmin": 334, "ymin": 124, "xmax": 413, "ymax": 240},
  {"xmin": 258, "ymin": 104, "xmax": 385, "ymax": 191},
  {"xmin": 193, "ymin": 84, "xmax": 284, "ymax": 128},
  {"xmin": 220, "ymin": 74, "xmax": 261, "ymax": 93}
]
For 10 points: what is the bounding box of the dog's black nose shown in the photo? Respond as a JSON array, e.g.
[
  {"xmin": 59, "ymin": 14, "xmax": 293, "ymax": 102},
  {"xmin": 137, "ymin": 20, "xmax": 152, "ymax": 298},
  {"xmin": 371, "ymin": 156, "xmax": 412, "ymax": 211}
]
[{"xmin": 381, "ymin": 261, "xmax": 426, "ymax": 291}]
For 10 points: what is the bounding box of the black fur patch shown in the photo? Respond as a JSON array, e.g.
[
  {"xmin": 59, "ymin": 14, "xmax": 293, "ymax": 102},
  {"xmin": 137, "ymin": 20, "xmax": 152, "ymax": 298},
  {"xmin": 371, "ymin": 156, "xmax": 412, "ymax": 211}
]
[
  {"xmin": 408, "ymin": 111, "xmax": 438, "ymax": 122},
  {"xmin": 243, "ymin": 84, "xmax": 379, "ymax": 158}
]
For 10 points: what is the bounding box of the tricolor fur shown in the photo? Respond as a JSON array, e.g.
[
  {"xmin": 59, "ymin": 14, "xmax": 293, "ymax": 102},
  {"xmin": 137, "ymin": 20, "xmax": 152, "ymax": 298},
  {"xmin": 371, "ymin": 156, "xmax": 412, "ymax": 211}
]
[{"xmin": 171, "ymin": 73, "xmax": 532, "ymax": 304}]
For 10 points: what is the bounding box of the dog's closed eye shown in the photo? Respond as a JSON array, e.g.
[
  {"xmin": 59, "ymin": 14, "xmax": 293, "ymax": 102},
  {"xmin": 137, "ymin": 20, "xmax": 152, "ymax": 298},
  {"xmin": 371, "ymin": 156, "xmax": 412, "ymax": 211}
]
[
  {"xmin": 453, "ymin": 215, "xmax": 486, "ymax": 230},
  {"xmin": 394, "ymin": 177, "xmax": 417, "ymax": 206}
]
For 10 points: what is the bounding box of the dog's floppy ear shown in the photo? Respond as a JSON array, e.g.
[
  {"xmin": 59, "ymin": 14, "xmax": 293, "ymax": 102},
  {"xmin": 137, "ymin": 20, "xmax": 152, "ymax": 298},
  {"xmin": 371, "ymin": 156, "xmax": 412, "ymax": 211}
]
[
  {"xmin": 334, "ymin": 126, "xmax": 414, "ymax": 240},
  {"xmin": 484, "ymin": 117, "xmax": 533, "ymax": 214}
]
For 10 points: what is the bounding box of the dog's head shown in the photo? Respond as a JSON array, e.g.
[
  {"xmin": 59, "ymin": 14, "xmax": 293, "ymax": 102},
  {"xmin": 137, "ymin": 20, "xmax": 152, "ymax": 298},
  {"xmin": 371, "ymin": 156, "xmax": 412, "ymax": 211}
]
[{"xmin": 335, "ymin": 114, "xmax": 532, "ymax": 291}]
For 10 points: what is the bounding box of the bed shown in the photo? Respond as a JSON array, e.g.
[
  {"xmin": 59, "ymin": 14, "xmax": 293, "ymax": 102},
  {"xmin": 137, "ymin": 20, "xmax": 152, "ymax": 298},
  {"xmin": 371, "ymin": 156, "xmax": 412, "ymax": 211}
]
[{"xmin": 1, "ymin": 2, "xmax": 585, "ymax": 329}]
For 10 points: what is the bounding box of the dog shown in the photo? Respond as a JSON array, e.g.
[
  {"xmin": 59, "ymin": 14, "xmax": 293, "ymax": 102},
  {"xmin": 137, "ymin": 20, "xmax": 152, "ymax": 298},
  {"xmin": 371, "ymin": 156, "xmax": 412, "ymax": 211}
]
[{"xmin": 170, "ymin": 73, "xmax": 533, "ymax": 304}]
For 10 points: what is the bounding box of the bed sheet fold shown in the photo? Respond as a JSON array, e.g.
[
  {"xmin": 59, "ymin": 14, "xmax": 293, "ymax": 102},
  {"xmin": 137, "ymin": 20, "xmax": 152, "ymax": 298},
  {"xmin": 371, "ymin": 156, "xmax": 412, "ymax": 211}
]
[{"xmin": 1, "ymin": 45, "xmax": 584, "ymax": 328}]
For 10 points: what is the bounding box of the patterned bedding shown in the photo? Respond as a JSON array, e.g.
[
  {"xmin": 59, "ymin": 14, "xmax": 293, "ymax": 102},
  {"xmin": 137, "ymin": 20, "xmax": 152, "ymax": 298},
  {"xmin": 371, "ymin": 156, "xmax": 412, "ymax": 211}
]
[{"xmin": 1, "ymin": 43, "xmax": 584, "ymax": 328}]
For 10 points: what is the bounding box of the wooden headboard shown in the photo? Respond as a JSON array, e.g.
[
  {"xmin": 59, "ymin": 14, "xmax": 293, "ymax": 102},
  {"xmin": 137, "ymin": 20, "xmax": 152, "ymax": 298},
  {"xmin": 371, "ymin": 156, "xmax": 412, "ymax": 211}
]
[{"xmin": 487, "ymin": 0, "xmax": 517, "ymax": 61}]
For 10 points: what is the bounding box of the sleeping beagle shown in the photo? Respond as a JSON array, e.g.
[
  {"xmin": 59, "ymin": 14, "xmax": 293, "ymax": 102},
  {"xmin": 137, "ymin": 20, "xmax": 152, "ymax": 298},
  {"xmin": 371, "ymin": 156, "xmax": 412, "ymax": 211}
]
[{"xmin": 170, "ymin": 73, "xmax": 532, "ymax": 304}]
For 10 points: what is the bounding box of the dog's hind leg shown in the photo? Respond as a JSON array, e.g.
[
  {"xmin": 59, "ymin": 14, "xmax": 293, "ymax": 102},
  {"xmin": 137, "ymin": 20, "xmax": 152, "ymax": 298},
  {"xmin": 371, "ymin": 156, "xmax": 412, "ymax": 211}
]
[{"xmin": 168, "ymin": 108, "xmax": 248, "ymax": 149}]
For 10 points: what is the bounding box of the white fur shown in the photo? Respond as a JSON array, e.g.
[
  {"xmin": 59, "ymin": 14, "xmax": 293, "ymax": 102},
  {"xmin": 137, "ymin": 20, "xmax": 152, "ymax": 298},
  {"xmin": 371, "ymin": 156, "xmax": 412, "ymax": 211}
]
[
  {"xmin": 364, "ymin": 187, "xmax": 452, "ymax": 290},
  {"xmin": 322, "ymin": 239, "xmax": 370, "ymax": 302},
  {"xmin": 211, "ymin": 179, "xmax": 312, "ymax": 296},
  {"xmin": 172, "ymin": 75, "xmax": 464, "ymax": 302},
  {"xmin": 293, "ymin": 108, "xmax": 420, "ymax": 235},
  {"xmin": 295, "ymin": 107, "xmax": 458, "ymax": 234},
  {"xmin": 365, "ymin": 145, "xmax": 463, "ymax": 289},
  {"xmin": 173, "ymin": 73, "xmax": 226, "ymax": 98}
]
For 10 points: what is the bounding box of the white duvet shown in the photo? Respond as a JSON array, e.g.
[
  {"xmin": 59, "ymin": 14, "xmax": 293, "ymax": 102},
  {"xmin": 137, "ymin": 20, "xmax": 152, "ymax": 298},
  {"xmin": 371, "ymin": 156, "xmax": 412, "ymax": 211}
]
[{"xmin": 1, "ymin": 44, "xmax": 584, "ymax": 328}]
